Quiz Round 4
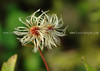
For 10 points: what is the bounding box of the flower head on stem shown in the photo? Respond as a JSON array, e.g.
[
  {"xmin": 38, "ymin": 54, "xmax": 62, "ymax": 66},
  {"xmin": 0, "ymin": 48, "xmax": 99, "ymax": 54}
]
[{"xmin": 13, "ymin": 9, "xmax": 67, "ymax": 71}]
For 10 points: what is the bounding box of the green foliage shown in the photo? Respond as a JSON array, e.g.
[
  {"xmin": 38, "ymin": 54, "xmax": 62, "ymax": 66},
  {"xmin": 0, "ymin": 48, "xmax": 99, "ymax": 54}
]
[
  {"xmin": 77, "ymin": 1, "xmax": 90, "ymax": 16},
  {"xmin": 1, "ymin": 54, "xmax": 17, "ymax": 71},
  {"xmin": 2, "ymin": 4, "xmax": 26, "ymax": 49},
  {"xmin": 24, "ymin": 54, "xmax": 41, "ymax": 71},
  {"xmin": 0, "ymin": 23, "xmax": 2, "ymax": 44},
  {"xmin": 82, "ymin": 56, "xmax": 97, "ymax": 71}
]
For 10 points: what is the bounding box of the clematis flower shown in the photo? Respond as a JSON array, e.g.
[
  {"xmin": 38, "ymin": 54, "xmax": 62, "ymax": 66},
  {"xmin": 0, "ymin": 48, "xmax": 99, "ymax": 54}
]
[{"xmin": 13, "ymin": 9, "xmax": 67, "ymax": 53}]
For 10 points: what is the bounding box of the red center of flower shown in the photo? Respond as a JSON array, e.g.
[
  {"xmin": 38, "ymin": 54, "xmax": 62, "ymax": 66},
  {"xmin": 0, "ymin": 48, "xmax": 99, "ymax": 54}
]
[
  {"xmin": 30, "ymin": 26, "xmax": 40, "ymax": 36},
  {"xmin": 48, "ymin": 26, "xmax": 54, "ymax": 30}
]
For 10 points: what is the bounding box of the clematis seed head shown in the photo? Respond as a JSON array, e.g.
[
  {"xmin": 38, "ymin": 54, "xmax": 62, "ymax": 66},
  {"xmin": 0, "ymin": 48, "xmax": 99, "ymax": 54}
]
[{"xmin": 13, "ymin": 9, "xmax": 67, "ymax": 53}]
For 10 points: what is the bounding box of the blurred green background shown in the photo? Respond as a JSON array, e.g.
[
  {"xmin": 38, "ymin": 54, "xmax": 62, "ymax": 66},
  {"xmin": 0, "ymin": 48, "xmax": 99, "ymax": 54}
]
[{"xmin": 0, "ymin": 0, "xmax": 100, "ymax": 71}]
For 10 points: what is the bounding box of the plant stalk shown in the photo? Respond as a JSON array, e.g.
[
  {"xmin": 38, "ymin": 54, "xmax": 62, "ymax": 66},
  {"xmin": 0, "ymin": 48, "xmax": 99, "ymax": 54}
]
[{"xmin": 38, "ymin": 47, "xmax": 50, "ymax": 71}]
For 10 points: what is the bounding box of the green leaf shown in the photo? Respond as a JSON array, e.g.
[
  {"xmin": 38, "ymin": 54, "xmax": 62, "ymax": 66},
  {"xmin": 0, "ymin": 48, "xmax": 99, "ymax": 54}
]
[
  {"xmin": 82, "ymin": 56, "xmax": 97, "ymax": 71},
  {"xmin": 1, "ymin": 54, "xmax": 18, "ymax": 71}
]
